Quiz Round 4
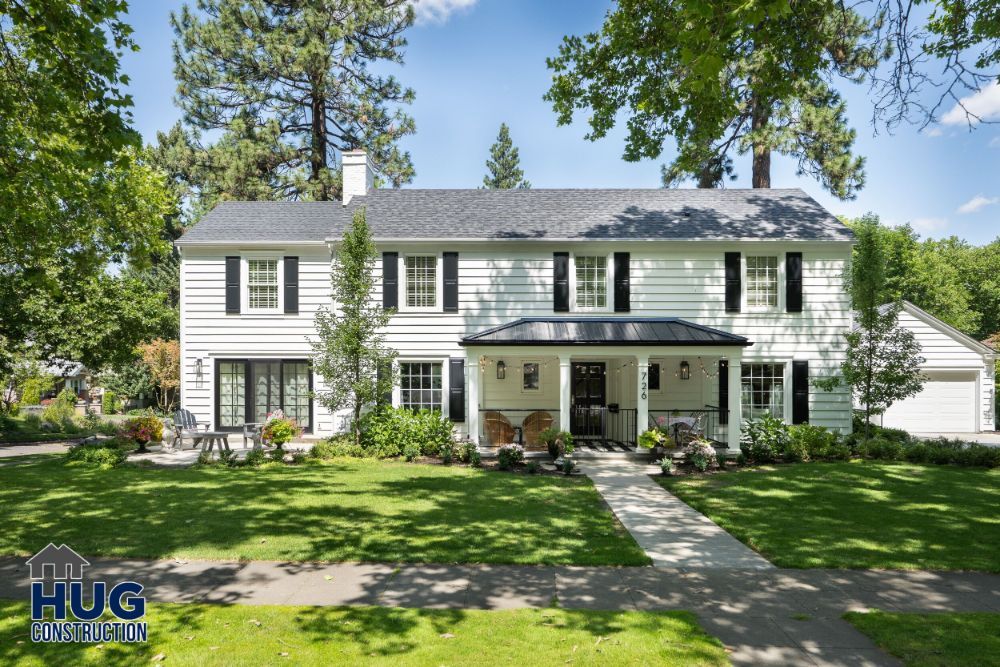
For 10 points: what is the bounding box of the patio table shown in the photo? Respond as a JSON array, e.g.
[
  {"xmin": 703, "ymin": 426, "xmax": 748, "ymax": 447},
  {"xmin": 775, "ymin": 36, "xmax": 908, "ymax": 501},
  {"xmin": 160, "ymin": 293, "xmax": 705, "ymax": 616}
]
[{"xmin": 196, "ymin": 432, "xmax": 231, "ymax": 452}]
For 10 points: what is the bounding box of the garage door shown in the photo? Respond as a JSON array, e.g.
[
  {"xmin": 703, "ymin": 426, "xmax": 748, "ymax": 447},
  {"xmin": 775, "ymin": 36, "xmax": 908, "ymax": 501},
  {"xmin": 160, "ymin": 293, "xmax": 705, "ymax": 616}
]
[{"xmin": 881, "ymin": 371, "xmax": 977, "ymax": 432}]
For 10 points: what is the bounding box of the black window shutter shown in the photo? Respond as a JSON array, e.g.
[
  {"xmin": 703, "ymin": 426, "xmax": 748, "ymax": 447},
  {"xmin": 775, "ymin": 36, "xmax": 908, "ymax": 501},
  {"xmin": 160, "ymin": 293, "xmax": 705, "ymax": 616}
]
[
  {"xmin": 718, "ymin": 360, "xmax": 729, "ymax": 425},
  {"xmin": 614, "ymin": 252, "xmax": 631, "ymax": 312},
  {"xmin": 225, "ymin": 256, "xmax": 240, "ymax": 314},
  {"xmin": 553, "ymin": 252, "xmax": 569, "ymax": 312},
  {"xmin": 284, "ymin": 256, "xmax": 299, "ymax": 314},
  {"xmin": 448, "ymin": 358, "xmax": 466, "ymax": 422},
  {"xmin": 382, "ymin": 252, "xmax": 398, "ymax": 310},
  {"xmin": 724, "ymin": 252, "xmax": 741, "ymax": 313},
  {"xmin": 648, "ymin": 362, "xmax": 660, "ymax": 390},
  {"xmin": 786, "ymin": 252, "xmax": 803, "ymax": 313},
  {"xmin": 792, "ymin": 360, "xmax": 809, "ymax": 424},
  {"xmin": 443, "ymin": 252, "xmax": 459, "ymax": 313},
  {"xmin": 376, "ymin": 362, "xmax": 392, "ymax": 406}
]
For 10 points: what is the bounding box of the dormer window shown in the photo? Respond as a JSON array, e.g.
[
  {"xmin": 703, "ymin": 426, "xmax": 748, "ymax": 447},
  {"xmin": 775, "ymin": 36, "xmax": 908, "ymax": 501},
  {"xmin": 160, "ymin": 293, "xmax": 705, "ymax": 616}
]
[{"xmin": 247, "ymin": 259, "xmax": 279, "ymax": 311}]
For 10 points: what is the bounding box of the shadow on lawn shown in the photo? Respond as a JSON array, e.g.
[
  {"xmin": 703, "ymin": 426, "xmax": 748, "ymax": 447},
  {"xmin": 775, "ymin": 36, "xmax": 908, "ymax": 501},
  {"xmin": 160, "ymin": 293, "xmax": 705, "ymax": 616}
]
[
  {"xmin": 663, "ymin": 462, "xmax": 1000, "ymax": 571},
  {"xmin": 0, "ymin": 458, "xmax": 647, "ymax": 567}
]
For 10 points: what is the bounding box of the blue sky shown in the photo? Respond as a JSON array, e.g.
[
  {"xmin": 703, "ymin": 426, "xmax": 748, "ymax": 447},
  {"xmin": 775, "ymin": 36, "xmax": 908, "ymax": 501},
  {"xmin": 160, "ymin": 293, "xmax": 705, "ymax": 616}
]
[{"xmin": 121, "ymin": 0, "xmax": 1000, "ymax": 244}]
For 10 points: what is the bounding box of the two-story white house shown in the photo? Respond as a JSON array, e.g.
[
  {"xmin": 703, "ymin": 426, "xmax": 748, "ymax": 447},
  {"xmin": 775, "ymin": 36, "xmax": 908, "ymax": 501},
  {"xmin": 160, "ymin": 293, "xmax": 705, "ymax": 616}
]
[{"xmin": 177, "ymin": 150, "xmax": 854, "ymax": 452}]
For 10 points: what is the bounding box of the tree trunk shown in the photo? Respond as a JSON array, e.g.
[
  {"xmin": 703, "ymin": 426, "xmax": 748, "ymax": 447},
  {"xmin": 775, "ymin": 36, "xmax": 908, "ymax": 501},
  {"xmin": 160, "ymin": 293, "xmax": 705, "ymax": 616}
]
[
  {"xmin": 751, "ymin": 96, "xmax": 771, "ymax": 189},
  {"xmin": 309, "ymin": 73, "xmax": 329, "ymax": 200}
]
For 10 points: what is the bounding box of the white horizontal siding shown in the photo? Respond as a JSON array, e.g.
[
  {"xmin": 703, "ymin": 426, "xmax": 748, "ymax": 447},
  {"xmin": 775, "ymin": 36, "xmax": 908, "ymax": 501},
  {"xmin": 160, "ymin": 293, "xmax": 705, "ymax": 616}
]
[{"xmin": 181, "ymin": 241, "xmax": 853, "ymax": 436}]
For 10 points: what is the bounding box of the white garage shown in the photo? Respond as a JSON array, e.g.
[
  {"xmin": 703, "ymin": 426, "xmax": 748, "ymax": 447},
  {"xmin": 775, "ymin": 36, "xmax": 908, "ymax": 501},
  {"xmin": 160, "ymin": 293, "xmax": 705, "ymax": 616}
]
[{"xmin": 877, "ymin": 302, "xmax": 996, "ymax": 434}]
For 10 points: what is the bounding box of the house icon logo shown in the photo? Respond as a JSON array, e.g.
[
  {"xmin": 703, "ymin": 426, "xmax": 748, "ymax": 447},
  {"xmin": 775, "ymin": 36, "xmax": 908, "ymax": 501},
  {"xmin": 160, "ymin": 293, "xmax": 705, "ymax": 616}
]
[{"xmin": 26, "ymin": 543, "xmax": 90, "ymax": 580}]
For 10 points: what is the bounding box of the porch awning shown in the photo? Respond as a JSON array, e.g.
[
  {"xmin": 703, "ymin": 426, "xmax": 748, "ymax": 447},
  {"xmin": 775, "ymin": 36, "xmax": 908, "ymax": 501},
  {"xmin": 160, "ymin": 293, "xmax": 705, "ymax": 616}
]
[{"xmin": 460, "ymin": 317, "xmax": 752, "ymax": 347}]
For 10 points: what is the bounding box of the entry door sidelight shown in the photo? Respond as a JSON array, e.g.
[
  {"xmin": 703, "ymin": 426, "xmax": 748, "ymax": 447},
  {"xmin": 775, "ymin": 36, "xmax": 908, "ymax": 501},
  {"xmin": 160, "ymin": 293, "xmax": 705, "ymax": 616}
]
[{"xmin": 571, "ymin": 362, "xmax": 606, "ymax": 438}]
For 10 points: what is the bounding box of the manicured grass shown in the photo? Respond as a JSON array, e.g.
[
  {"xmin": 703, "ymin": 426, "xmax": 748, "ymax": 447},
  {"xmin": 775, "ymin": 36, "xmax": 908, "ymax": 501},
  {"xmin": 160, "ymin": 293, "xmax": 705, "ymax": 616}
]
[
  {"xmin": 657, "ymin": 462, "xmax": 1000, "ymax": 571},
  {"xmin": 0, "ymin": 457, "xmax": 649, "ymax": 566},
  {"xmin": 844, "ymin": 610, "xmax": 1000, "ymax": 667},
  {"xmin": 0, "ymin": 600, "xmax": 727, "ymax": 666}
]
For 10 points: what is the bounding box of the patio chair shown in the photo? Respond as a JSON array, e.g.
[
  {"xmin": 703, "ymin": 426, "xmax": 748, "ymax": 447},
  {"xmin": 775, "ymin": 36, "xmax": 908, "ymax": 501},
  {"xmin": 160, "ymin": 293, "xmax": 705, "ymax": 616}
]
[
  {"xmin": 172, "ymin": 409, "xmax": 210, "ymax": 450},
  {"xmin": 483, "ymin": 411, "xmax": 515, "ymax": 446},
  {"xmin": 243, "ymin": 422, "xmax": 264, "ymax": 449},
  {"xmin": 522, "ymin": 411, "xmax": 553, "ymax": 450}
]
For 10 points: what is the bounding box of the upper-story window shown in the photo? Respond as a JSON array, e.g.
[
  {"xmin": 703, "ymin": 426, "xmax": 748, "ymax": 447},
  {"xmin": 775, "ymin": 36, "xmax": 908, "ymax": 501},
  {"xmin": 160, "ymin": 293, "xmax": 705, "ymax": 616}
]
[
  {"xmin": 575, "ymin": 255, "xmax": 608, "ymax": 309},
  {"xmin": 247, "ymin": 259, "xmax": 279, "ymax": 310},
  {"xmin": 405, "ymin": 255, "xmax": 437, "ymax": 308},
  {"xmin": 746, "ymin": 256, "xmax": 779, "ymax": 308}
]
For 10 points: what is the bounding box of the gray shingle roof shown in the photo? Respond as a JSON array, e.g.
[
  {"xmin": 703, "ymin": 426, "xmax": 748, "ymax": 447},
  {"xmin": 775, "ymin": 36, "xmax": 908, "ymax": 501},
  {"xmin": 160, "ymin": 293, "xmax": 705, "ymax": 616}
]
[
  {"xmin": 176, "ymin": 188, "xmax": 852, "ymax": 244},
  {"xmin": 461, "ymin": 317, "xmax": 752, "ymax": 346}
]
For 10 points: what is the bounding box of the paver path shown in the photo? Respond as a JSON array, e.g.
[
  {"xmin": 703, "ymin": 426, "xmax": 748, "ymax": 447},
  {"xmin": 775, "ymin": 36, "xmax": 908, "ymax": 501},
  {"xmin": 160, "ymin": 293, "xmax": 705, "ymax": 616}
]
[
  {"xmin": 2, "ymin": 557, "xmax": 997, "ymax": 666},
  {"xmin": 581, "ymin": 460, "xmax": 774, "ymax": 569}
]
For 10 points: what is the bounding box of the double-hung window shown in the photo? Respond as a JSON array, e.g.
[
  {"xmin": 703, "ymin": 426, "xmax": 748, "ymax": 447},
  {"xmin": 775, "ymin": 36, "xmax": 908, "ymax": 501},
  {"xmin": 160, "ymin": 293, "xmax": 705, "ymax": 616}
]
[
  {"xmin": 575, "ymin": 255, "xmax": 607, "ymax": 309},
  {"xmin": 522, "ymin": 361, "xmax": 540, "ymax": 392},
  {"xmin": 746, "ymin": 256, "xmax": 779, "ymax": 308},
  {"xmin": 741, "ymin": 363, "xmax": 785, "ymax": 420},
  {"xmin": 247, "ymin": 259, "xmax": 279, "ymax": 311},
  {"xmin": 399, "ymin": 362, "xmax": 443, "ymax": 412},
  {"xmin": 405, "ymin": 256, "xmax": 437, "ymax": 308}
]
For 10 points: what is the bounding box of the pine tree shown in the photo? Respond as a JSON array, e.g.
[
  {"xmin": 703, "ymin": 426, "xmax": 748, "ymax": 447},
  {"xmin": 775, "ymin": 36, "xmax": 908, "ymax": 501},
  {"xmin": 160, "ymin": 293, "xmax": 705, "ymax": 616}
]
[
  {"xmin": 311, "ymin": 208, "xmax": 397, "ymax": 445},
  {"xmin": 482, "ymin": 123, "xmax": 531, "ymax": 189},
  {"xmin": 171, "ymin": 0, "xmax": 417, "ymax": 201}
]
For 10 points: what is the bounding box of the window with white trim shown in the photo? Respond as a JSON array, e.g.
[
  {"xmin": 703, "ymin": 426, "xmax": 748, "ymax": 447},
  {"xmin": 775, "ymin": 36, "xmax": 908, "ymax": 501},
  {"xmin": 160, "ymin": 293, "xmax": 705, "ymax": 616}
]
[
  {"xmin": 405, "ymin": 256, "xmax": 437, "ymax": 308},
  {"xmin": 399, "ymin": 362, "xmax": 443, "ymax": 412},
  {"xmin": 575, "ymin": 255, "xmax": 607, "ymax": 309},
  {"xmin": 741, "ymin": 363, "xmax": 785, "ymax": 420},
  {"xmin": 746, "ymin": 256, "xmax": 779, "ymax": 308},
  {"xmin": 247, "ymin": 259, "xmax": 279, "ymax": 310},
  {"xmin": 522, "ymin": 361, "xmax": 540, "ymax": 391}
]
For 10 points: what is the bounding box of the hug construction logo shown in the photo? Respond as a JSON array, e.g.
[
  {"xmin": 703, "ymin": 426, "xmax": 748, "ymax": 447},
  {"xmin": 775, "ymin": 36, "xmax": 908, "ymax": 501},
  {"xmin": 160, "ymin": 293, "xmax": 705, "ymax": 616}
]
[{"xmin": 26, "ymin": 543, "xmax": 147, "ymax": 644}]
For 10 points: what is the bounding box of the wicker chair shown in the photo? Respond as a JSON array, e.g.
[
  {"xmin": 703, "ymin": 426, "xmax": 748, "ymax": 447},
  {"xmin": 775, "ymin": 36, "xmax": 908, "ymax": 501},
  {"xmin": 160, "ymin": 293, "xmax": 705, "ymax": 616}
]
[
  {"xmin": 483, "ymin": 411, "xmax": 515, "ymax": 446},
  {"xmin": 522, "ymin": 411, "xmax": 554, "ymax": 450}
]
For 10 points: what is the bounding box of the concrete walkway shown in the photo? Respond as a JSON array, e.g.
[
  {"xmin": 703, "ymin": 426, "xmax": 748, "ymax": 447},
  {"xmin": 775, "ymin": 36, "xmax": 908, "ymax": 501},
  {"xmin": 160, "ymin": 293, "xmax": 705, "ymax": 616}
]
[
  {"xmin": 2, "ymin": 557, "xmax": 997, "ymax": 666},
  {"xmin": 581, "ymin": 460, "xmax": 774, "ymax": 569}
]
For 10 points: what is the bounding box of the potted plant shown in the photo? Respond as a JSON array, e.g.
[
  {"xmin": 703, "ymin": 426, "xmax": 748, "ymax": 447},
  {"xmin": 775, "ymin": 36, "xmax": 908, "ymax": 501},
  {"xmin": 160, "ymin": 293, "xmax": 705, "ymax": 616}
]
[
  {"xmin": 539, "ymin": 427, "xmax": 574, "ymax": 460},
  {"xmin": 121, "ymin": 416, "xmax": 164, "ymax": 454},
  {"xmin": 638, "ymin": 426, "xmax": 674, "ymax": 457},
  {"xmin": 260, "ymin": 413, "xmax": 301, "ymax": 459}
]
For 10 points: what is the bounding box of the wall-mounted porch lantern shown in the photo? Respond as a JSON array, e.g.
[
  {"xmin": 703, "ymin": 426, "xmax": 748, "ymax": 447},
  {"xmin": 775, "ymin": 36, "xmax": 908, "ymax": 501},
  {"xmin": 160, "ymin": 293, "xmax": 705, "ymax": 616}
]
[
  {"xmin": 496, "ymin": 360, "xmax": 506, "ymax": 380},
  {"xmin": 195, "ymin": 358, "xmax": 204, "ymax": 378},
  {"xmin": 679, "ymin": 360, "xmax": 690, "ymax": 380}
]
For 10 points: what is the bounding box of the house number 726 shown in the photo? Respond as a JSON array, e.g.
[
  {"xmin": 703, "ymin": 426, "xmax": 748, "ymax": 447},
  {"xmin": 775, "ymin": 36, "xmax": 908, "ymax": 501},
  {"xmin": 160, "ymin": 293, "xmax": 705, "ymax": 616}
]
[{"xmin": 640, "ymin": 371, "xmax": 647, "ymax": 400}]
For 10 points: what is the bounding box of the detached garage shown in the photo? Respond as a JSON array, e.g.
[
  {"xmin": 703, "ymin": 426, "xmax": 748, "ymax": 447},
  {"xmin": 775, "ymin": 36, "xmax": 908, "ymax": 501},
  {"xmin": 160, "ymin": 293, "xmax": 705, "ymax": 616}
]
[{"xmin": 878, "ymin": 301, "xmax": 996, "ymax": 434}]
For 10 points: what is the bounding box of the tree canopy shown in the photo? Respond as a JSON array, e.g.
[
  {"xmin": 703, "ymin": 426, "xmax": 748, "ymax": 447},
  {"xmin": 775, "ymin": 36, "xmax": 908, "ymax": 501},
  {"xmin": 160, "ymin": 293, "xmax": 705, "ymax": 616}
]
[
  {"xmin": 170, "ymin": 0, "xmax": 417, "ymax": 202},
  {"xmin": 482, "ymin": 123, "xmax": 531, "ymax": 189}
]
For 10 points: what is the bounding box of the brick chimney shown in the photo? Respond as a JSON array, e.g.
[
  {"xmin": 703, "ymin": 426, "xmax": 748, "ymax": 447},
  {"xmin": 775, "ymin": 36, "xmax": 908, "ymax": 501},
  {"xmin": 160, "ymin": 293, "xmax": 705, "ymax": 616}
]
[{"xmin": 342, "ymin": 149, "xmax": 373, "ymax": 205}]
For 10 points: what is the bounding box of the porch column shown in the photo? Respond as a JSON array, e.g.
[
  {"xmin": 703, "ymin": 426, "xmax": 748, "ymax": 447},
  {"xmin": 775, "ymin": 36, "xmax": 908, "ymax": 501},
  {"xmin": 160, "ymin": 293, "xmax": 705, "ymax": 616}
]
[
  {"xmin": 636, "ymin": 353, "xmax": 649, "ymax": 444},
  {"xmin": 467, "ymin": 356, "xmax": 480, "ymax": 444},
  {"xmin": 559, "ymin": 354, "xmax": 571, "ymax": 433},
  {"xmin": 727, "ymin": 352, "xmax": 743, "ymax": 451}
]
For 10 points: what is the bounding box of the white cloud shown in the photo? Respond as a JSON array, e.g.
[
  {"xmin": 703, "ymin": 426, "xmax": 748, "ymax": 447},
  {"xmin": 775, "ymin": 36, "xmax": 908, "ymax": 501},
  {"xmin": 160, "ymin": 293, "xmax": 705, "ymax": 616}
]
[
  {"xmin": 922, "ymin": 127, "xmax": 943, "ymax": 137},
  {"xmin": 941, "ymin": 82, "xmax": 1000, "ymax": 126},
  {"xmin": 910, "ymin": 217, "xmax": 949, "ymax": 233},
  {"xmin": 990, "ymin": 136, "xmax": 1000, "ymax": 148},
  {"xmin": 411, "ymin": 0, "xmax": 478, "ymax": 24},
  {"xmin": 957, "ymin": 195, "xmax": 999, "ymax": 214}
]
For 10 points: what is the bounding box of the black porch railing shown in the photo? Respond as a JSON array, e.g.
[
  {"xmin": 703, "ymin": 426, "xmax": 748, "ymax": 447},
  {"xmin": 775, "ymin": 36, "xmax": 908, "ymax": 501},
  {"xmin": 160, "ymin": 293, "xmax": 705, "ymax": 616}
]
[
  {"xmin": 571, "ymin": 406, "xmax": 637, "ymax": 448},
  {"xmin": 649, "ymin": 405, "xmax": 729, "ymax": 445}
]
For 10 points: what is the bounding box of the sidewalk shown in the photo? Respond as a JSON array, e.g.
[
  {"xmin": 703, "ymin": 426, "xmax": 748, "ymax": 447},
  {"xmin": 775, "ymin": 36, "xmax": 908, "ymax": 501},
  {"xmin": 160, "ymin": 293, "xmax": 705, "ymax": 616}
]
[
  {"xmin": 581, "ymin": 460, "xmax": 775, "ymax": 569},
  {"xmin": 2, "ymin": 556, "xmax": 997, "ymax": 666}
]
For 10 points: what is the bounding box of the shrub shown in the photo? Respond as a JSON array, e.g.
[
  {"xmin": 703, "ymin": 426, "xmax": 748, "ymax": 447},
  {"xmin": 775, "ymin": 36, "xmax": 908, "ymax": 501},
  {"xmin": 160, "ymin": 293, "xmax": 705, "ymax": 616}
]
[
  {"xmin": 468, "ymin": 447, "xmax": 482, "ymax": 468},
  {"xmin": 440, "ymin": 440, "xmax": 454, "ymax": 465},
  {"xmin": 456, "ymin": 441, "xmax": 481, "ymax": 467},
  {"xmin": 860, "ymin": 437, "xmax": 903, "ymax": 461},
  {"xmin": 559, "ymin": 457, "xmax": 576, "ymax": 475},
  {"xmin": 65, "ymin": 442, "xmax": 128, "ymax": 469},
  {"xmin": 827, "ymin": 443, "xmax": 852, "ymax": 460},
  {"xmin": 244, "ymin": 448, "xmax": 266, "ymax": 467},
  {"xmin": 359, "ymin": 407, "xmax": 455, "ymax": 458},
  {"xmin": 197, "ymin": 450, "xmax": 214, "ymax": 466},
  {"xmin": 638, "ymin": 428, "xmax": 667, "ymax": 450},
  {"xmin": 80, "ymin": 411, "xmax": 102, "ymax": 431},
  {"xmin": 497, "ymin": 443, "xmax": 524, "ymax": 470},
  {"xmin": 683, "ymin": 438, "xmax": 717, "ymax": 472},
  {"xmin": 121, "ymin": 416, "xmax": 164, "ymax": 446},
  {"xmin": 658, "ymin": 458, "xmax": 675, "ymax": 475},
  {"xmin": 904, "ymin": 442, "xmax": 931, "ymax": 463},
  {"xmin": 41, "ymin": 391, "xmax": 77, "ymax": 431},
  {"xmin": 402, "ymin": 441, "xmax": 421, "ymax": 462},
  {"xmin": 261, "ymin": 416, "xmax": 301, "ymax": 448},
  {"xmin": 525, "ymin": 460, "xmax": 540, "ymax": 474},
  {"xmin": 740, "ymin": 414, "xmax": 790, "ymax": 463},
  {"xmin": 789, "ymin": 424, "xmax": 837, "ymax": 460},
  {"xmin": 539, "ymin": 427, "xmax": 574, "ymax": 459},
  {"xmin": 101, "ymin": 390, "xmax": 120, "ymax": 415},
  {"xmin": 311, "ymin": 436, "xmax": 367, "ymax": 459},
  {"xmin": 735, "ymin": 452, "xmax": 747, "ymax": 466},
  {"xmin": 290, "ymin": 450, "xmax": 308, "ymax": 465}
]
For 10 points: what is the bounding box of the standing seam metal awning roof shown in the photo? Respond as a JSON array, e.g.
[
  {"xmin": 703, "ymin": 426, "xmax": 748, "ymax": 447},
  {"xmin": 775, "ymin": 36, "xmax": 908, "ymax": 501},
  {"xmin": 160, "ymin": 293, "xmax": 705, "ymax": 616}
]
[{"xmin": 460, "ymin": 318, "xmax": 753, "ymax": 347}]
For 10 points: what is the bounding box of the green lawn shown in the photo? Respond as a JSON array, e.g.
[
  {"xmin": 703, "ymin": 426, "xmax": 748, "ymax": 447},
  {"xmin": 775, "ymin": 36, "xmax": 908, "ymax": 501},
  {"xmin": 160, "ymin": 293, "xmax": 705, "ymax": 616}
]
[
  {"xmin": 0, "ymin": 457, "xmax": 649, "ymax": 566},
  {"xmin": 844, "ymin": 610, "xmax": 1000, "ymax": 667},
  {"xmin": 0, "ymin": 600, "xmax": 727, "ymax": 666},
  {"xmin": 657, "ymin": 462, "xmax": 1000, "ymax": 571}
]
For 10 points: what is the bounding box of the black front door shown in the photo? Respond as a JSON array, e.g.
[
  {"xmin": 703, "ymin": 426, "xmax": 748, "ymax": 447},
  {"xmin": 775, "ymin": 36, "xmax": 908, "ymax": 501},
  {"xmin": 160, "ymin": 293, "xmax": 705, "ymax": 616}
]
[{"xmin": 571, "ymin": 362, "xmax": 606, "ymax": 438}]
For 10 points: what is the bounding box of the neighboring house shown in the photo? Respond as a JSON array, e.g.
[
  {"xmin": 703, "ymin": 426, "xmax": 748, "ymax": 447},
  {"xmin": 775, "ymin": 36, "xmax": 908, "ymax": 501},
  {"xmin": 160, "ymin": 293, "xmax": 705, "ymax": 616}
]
[
  {"xmin": 41, "ymin": 360, "xmax": 90, "ymax": 401},
  {"xmin": 877, "ymin": 301, "xmax": 997, "ymax": 434},
  {"xmin": 175, "ymin": 150, "xmax": 854, "ymax": 450}
]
